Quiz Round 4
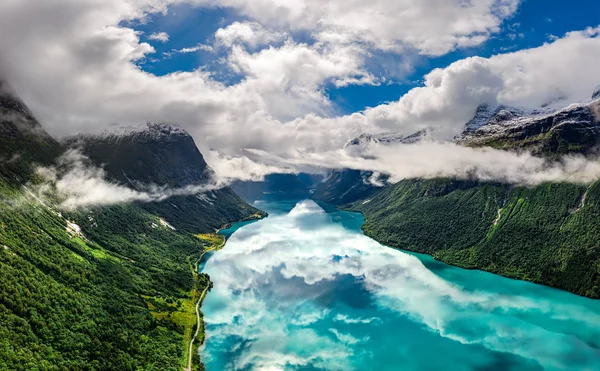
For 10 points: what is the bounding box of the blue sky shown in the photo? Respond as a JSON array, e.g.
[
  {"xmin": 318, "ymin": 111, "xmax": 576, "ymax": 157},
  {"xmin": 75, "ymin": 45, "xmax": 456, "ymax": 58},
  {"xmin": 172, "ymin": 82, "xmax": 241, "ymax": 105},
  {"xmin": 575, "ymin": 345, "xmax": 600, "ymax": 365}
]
[
  {"xmin": 3, "ymin": 0, "xmax": 600, "ymax": 180},
  {"xmin": 135, "ymin": 0, "xmax": 600, "ymax": 115}
]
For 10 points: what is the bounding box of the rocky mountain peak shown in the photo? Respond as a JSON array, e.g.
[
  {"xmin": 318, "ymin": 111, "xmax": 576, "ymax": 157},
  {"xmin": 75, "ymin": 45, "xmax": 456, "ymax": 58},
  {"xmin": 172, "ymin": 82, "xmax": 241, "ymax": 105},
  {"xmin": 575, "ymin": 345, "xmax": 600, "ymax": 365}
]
[
  {"xmin": 464, "ymin": 103, "xmax": 494, "ymax": 132},
  {"xmin": 344, "ymin": 129, "xmax": 429, "ymax": 150},
  {"xmin": 0, "ymin": 82, "xmax": 32, "ymax": 117},
  {"xmin": 72, "ymin": 122, "xmax": 191, "ymax": 144},
  {"xmin": 592, "ymin": 85, "xmax": 600, "ymax": 100},
  {"xmin": 65, "ymin": 122, "xmax": 211, "ymax": 188},
  {"xmin": 0, "ymin": 81, "xmax": 52, "ymax": 140}
]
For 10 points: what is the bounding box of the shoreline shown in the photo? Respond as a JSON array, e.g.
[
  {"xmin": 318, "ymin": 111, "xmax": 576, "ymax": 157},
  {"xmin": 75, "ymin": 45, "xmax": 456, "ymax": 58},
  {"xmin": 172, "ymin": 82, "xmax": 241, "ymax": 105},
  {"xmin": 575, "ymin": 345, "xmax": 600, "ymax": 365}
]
[
  {"xmin": 185, "ymin": 233, "xmax": 225, "ymax": 371},
  {"xmin": 315, "ymin": 197, "xmax": 599, "ymax": 299},
  {"xmin": 349, "ymin": 208, "xmax": 599, "ymax": 300},
  {"xmin": 187, "ymin": 213, "xmax": 268, "ymax": 371}
]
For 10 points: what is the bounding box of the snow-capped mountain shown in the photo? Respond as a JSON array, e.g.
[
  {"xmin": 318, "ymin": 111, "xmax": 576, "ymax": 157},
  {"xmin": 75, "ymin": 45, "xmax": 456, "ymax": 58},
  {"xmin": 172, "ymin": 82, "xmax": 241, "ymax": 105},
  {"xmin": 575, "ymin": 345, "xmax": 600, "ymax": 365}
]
[
  {"xmin": 314, "ymin": 85, "xmax": 600, "ymax": 205},
  {"xmin": 344, "ymin": 129, "xmax": 430, "ymax": 149},
  {"xmin": 462, "ymin": 104, "xmax": 551, "ymax": 133},
  {"xmin": 343, "ymin": 129, "xmax": 430, "ymax": 159},
  {"xmin": 314, "ymin": 129, "xmax": 429, "ymax": 204},
  {"xmin": 65, "ymin": 123, "xmax": 213, "ymax": 187},
  {"xmin": 458, "ymin": 91, "xmax": 600, "ymax": 156},
  {"xmin": 72, "ymin": 122, "xmax": 191, "ymax": 144},
  {"xmin": 460, "ymin": 85, "xmax": 600, "ymax": 146}
]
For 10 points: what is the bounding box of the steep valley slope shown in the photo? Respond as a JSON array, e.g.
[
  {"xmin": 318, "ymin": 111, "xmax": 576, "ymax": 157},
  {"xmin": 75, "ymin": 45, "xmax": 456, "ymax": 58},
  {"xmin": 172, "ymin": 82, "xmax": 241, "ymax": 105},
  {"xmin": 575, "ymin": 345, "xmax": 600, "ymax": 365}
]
[
  {"xmin": 315, "ymin": 91, "xmax": 600, "ymax": 298},
  {"xmin": 0, "ymin": 84, "xmax": 262, "ymax": 370}
]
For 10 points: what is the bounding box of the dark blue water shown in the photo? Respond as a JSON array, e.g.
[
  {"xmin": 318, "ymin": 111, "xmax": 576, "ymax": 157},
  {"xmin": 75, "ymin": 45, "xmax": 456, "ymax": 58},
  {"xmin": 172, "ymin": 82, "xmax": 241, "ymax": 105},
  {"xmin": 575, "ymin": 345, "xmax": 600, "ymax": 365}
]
[{"xmin": 200, "ymin": 199, "xmax": 600, "ymax": 371}]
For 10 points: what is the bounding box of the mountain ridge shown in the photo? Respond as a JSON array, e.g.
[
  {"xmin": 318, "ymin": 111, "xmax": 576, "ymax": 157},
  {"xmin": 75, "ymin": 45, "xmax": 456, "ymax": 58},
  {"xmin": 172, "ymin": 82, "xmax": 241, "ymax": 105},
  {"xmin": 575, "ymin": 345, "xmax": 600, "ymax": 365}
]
[
  {"xmin": 315, "ymin": 86, "xmax": 600, "ymax": 205},
  {"xmin": 0, "ymin": 84, "xmax": 263, "ymax": 370},
  {"xmin": 63, "ymin": 122, "xmax": 265, "ymax": 233},
  {"xmin": 312, "ymin": 86, "xmax": 600, "ymax": 298}
]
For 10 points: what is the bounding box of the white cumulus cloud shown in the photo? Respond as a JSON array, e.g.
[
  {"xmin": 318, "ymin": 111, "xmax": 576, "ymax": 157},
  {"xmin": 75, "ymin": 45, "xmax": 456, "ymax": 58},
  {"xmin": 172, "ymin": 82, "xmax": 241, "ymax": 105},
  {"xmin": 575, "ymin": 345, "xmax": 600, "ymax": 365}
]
[
  {"xmin": 148, "ymin": 31, "xmax": 169, "ymax": 42},
  {"xmin": 1, "ymin": 0, "xmax": 600, "ymax": 184}
]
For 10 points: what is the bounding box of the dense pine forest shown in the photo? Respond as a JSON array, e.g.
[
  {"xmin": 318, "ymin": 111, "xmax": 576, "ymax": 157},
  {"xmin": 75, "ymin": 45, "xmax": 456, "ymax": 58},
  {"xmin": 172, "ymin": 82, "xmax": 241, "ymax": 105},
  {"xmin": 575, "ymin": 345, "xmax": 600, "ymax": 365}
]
[
  {"xmin": 0, "ymin": 178, "xmax": 208, "ymax": 370},
  {"xmin": 346, "ymin": 178, "xmax": 600, "ymax": 298}
]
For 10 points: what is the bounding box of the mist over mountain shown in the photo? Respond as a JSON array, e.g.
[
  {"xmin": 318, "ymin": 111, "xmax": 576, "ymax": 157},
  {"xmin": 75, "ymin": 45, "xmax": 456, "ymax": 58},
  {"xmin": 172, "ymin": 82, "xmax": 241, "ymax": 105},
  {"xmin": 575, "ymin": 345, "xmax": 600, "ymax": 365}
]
[
  {"xmin": 61, "ymin": 123, "xmax": 264, "ymax": 232},
  {"xmin": 459, "ymin": 96, "xmax": 600, "ymax": 157},
  {"xmin": 313, "ymin": 85, "xmax": 600, "ymax": 204},
  {"xmin": 0, "ymin": 81, "xmax": 62, "ymax": 180},
  {"xmin": 0, "ymin": 82, "xmax": 265, "ymax": 370},
  {"xmin": 308, "ymin": 86, "xmax": 600, "ymax": 298},
  {"xmin": 65, "ymin": 124, "xmax": 214, "ymax": 187},
  {"xmin": 3, "ymin": 1, "xmax": 600, "ymax": 369}
]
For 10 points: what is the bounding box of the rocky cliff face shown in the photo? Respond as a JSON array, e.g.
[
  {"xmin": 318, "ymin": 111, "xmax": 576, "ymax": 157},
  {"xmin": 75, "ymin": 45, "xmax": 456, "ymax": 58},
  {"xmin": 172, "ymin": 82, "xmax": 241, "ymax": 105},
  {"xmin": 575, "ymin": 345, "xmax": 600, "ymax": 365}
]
[
  {"xmin": 65, "ymin": 123, "xmax": 213, "ymax": 188},
  {"xmin": 0, "ymin": 82, "xmax": 61, "ymax": 181},
  {"xmin": 65, "ymin": 123, "xmax": 264, "ymax": 232},
  {"xmin": 459, "ymin": 100, "xmax": 600, "ymax": 157}
]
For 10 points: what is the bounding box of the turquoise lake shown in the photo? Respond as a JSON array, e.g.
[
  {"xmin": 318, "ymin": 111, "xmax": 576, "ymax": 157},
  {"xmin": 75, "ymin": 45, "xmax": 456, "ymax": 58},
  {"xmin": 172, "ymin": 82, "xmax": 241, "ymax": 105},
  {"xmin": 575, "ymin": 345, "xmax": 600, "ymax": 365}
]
[{"xmin": 200, "ymin": 198, "xmax": 600, "ymax": 370}]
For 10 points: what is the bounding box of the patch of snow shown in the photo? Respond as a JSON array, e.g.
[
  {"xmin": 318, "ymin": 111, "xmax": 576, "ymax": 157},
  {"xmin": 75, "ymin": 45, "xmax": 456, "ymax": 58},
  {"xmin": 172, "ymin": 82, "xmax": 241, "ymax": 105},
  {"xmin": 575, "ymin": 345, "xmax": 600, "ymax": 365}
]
[
  {"xmin": 362, "ymin": 199, "xmax": 372, "ymax": 205},
  {"xmin": 159, "ymin": 217, "xmax": 176, "ymax": 230},
  {"xmin": 459, "ymin": 100, "xmax": 595, "ymax": 141},
  {"xmin": 463, "ymin": 104, "xmax": 495, "ymax": 132},
  {"xmin": 66, "ymin": 220, "xmax": 84, "ymax": 239},
  {"xmin": 74, "ymin": 122, "xmax": 190, "ymax": 141},
  {"xmin": 344, "ymin": 129, "xmax": 429, "ymax": 150}
]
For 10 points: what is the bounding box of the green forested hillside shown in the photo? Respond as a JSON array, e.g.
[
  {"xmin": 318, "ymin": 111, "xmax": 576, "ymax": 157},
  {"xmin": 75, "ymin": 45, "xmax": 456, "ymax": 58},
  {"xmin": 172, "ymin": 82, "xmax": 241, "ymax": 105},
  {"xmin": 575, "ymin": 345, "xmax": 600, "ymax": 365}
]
[
  {"xmin": 0, "ymin": 87, "xmax": 261, "ymax": 370},
  {"xmin": 348, "ymin": 179, "xmax": 600, "ymax": 298},
  {"xmin": 0, "ymin": 171, "xmax": 229, "ymax": 370}
]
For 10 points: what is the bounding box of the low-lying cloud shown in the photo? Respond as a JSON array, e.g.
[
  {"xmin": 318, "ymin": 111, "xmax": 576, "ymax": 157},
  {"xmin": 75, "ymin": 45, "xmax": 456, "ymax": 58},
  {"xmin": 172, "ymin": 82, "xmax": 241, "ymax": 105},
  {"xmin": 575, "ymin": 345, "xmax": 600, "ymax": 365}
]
[
  {"xmin": 245, "ymin": 140, "xmax": 600, "ymax": 186},
  {"xmin": 1, "ymin": 0, "xmax": 599, "ymax": 169},
  {"xmin": 33, "ymin": 149, "xmax": 227, "ymax": 209},
  {"xmin": 2, "ymin": 1, "xmax": 600, "ymax": 190}
]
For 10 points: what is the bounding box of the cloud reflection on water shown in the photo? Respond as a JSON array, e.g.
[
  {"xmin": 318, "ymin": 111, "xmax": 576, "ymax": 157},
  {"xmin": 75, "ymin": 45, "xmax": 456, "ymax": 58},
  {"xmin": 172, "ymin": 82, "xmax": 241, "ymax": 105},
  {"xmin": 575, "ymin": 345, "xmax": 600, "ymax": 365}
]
[{"xmin": 201, "ymin": 200, "xmax": 600, "ymax": 371}]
